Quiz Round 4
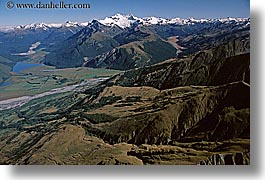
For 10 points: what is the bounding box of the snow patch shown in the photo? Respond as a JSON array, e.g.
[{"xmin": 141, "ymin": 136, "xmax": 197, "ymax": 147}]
[{"xmin": 0, "ymin": 14, "xmax": 250, "ymax": 32}]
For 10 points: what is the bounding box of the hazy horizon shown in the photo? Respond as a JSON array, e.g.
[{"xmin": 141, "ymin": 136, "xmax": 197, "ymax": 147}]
[
  {"xmin": 0, "ymin": 0, "xmax": 250, "ymax": 26},
  {"xmin": 0, "ymin": 14, "xmax": 251, "ymax": 27}
]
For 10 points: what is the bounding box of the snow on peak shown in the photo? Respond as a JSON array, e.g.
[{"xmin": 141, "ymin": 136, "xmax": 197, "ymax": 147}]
[
  {"xmin": 0, "ymin": 14, "xmax": 250, "ymax": 32},
  {"xmin": 64, "ymin": 21, "xmax": 80, "ymax": 27},
  {"xmin": 142, "ymin": 17, "xmax": 168, "ymax": 25},
  {"xmin": 0, "ymin": 26, "xmax": 16, "ymax": 32},
  {"xmin": 99, "ymin": 13, "xmax": 141, "ymax": 28},
  {"xmin": 98, "ymin": 14, "xmax": 250, "ymax": 28},
  {"xmin": 7, "ymin": 21, "xmax": 89, "ymax": 31}
]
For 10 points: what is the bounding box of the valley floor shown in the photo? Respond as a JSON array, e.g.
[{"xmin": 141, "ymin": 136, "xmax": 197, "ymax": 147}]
[
  {"xmin": 0, "ymin": 65, "xmax": 121, "ymax": 101},
  {"xmin": 0, "ymin": 79, "xmax": 250, "ymax": 165}
]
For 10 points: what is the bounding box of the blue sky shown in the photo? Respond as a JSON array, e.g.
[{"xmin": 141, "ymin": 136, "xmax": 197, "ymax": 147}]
[{"xmin": 0, "ymin": 0, "xmax": 250, "ymax": 26}]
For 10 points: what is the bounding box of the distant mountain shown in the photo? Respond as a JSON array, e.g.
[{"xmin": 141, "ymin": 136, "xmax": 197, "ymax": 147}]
[
  {"xmin": 0, "ymin": 15, "xmax": 250, "ymax": 165},
  {"xmin": 42, "ymin": 14, "xmax": 249, "ymax": 69},
  {"xmin": 117, "ymin": 37, "xmax": 250, "ymax": 89},
  {"xmin": 42, "ymin": 20, "xmax": 123, "ymax": 68},
  {"xmin": 0, "ymin": 14, "xmax": 250, "ymax": 70},
  {"xmin": 0, "ymin": 14, "xmax": 249, "ymax": 32},
  {"xmin": 98, "ymin": 14, "xmax": 249, "ymax": 28},
  {"xmin": 0, "ymin": 21, "xmax": 89, "ymax": 32},
  {"xmin": 0, "ymin": 21, "xmax": 86, "ymax": 60}
]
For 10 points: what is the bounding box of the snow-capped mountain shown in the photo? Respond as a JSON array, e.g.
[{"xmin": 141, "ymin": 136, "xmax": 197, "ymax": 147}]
[
  {"xmin": 0, "ymin": 14, "xmax": 250, "ymax": 32},
  {"xmin": 98, "ymin": 14, "xmax": 250, "ymax": 28},
  {"xmin": 0, "ymin": 12, "xmax": 250, "ymax": 77},
  {"xmin": 0, "ymin": 21, "xmax": 89, "ymax": 32},
  {"xmin": 98, "ymin": 14, "xmax": 142, "ymax": 28},
  {"xmin": 16, "ymin": 21, "xmax": 90, "ymax": 31},
  {"xmin": 0, "ymin": 26, "xmax": 15, "ymax": 32}
]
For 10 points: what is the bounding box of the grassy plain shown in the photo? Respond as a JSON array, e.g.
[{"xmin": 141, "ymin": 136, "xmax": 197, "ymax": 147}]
[{"xmin": 0, "ymin": 65, "xmax": 121, "ymax": 101}]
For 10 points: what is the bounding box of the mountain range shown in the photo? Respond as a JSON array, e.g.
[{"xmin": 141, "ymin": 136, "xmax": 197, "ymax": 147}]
[
  {"xmin": 38, "ymin": 14, "xmax": 249, "ymax": 69},
  {"xmin": 0, "ymin": 14, "xmax": 249, "ymax": 32},
  {"xmin": 0, "ymin": 14, "xmax": 249, "ymax": 62},
  {"xmin": 0, "ymin": 14, "xmax": 250, "ymax": 165}
]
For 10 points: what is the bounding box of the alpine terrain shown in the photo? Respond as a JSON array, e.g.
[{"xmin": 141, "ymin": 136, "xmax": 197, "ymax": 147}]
[{"xmin": 0, "ymin": 14, "xmax": 250, "ymax": 165}]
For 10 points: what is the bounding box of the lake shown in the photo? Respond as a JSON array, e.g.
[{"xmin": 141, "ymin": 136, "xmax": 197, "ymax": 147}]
[
  {"xmin": 12, "ymin": 62, "xmax": 44, "ymax": 73},
  {"xmin": 0, "ymin": 62, "xmax": 44, "ymax": 87},
  {"xmin": 0, "ymin": 81, "xmax": 12, "ymax": 87}
]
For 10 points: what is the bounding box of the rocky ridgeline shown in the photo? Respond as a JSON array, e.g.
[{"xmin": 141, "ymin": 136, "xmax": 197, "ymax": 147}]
[
  {"xmin": 125, "ymin": 140, "xmax": 250, "ymax": 165},
  {"xmin": 117, "ymin": 38, "xmax": 250, "ymax": 90},
  {"xmin": 65, "ymin": 38, "xmax": 250, "ymax": 151},
  {"xmin": 42, "ymin": 15, "xmax": 249, "ymax": 69},
  {"xmin": 81, "ymin": 82, "xmax": 249, "ymax": 145},
  {"xmin": 0, "ymin": 26, "xmax": 250, "ymax": 165},
  {"xmin": 199, "ymin": 152, "xmax": 250, "ymax": 165}
]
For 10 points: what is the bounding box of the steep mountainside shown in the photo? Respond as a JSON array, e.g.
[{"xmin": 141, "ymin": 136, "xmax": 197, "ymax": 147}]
[
  {"xmin": 117, "ymin": 38, "xmax": 250, "ymax": 89},
  {"xmin": 0, "ymin": 22, "xmax": 87, "ymax": 81},
  {"xmin": 43, "ymin": 21, "xmax": 123, "ymax": 68},
  {"xmin": 0, "ymin": 14, "xmax": 249, "ymax": 71},
  {"xmin": 0, "ymin": 14, "xmax": 250, "ymax": 165},
  {"xmin": 0, "ymin": 38, "xmax": 250, "ymax": 164},
  {"xmin": 0, "ymin": 56, "xmax": 13, "ymax": 84},
  {"xmin": 41, "ymin": 14, "xmax": 249, "ymax": 69},
  {"xmin": 83, "ymin": 36, "xmax": 177, "ymax": 70},
  {"xmin": 43, "ymin": 23, "xmax": 178, "ymax": 69},
  {"xmin": 0, "ymin": 22, "xmax": 85, "ymax": 59}
]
